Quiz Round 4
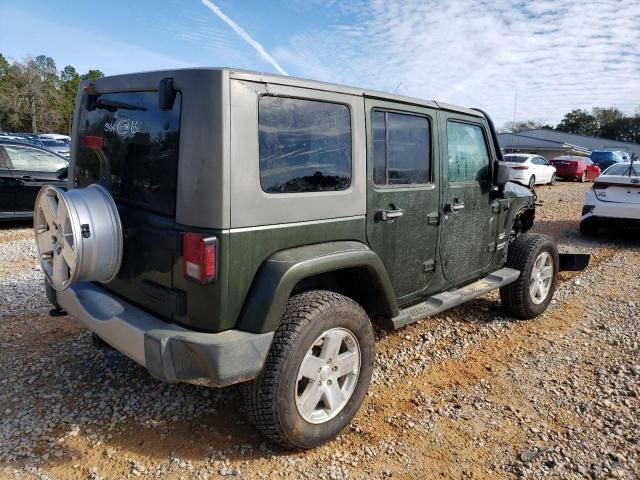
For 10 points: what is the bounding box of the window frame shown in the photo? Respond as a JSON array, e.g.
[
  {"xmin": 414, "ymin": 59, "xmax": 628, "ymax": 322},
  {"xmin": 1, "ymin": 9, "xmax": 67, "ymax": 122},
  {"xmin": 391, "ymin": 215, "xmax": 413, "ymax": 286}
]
[
  {"xmin": 257, "ymin": 94, "xmax": 354, "ymax": 195},
  {"xmin": 445, "ymin": 119, "xmax": 493, "ymax": 185},
  {"xmin": 371, "ymin": 107, "xmax": 434, "ymax": 190}
]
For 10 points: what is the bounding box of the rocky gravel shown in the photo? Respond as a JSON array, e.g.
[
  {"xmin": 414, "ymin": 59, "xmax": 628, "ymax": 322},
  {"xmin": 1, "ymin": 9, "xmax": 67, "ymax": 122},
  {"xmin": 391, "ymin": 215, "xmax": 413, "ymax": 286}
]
[{"xmin": 1, "ymin": 182, "xmax": 639, "ymax": 479}]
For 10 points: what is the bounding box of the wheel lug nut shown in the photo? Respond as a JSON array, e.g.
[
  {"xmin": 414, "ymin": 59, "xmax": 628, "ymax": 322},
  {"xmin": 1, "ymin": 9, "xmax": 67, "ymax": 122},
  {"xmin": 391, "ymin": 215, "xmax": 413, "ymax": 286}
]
[
  {"xmin": 327, "ymin": 380, "xmax": 332, "ymax": 385},
  {"xmin": 332, "ymin": 366, "xmax": 338, "ymax": 371}
]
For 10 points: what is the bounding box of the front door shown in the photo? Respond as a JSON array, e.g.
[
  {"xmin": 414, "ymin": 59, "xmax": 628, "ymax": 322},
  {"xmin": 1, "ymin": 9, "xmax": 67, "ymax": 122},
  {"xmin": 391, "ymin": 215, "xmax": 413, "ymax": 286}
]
[
  {"xmin": 439, "ymin": 114, "xmax": 499, "ymax": 282},
  {"xmin": 2, "ymin": 144, "xmax": 68, "ymax": 215},
  {"xmin": 365, "ymin": 98, "xmax": 440, "ymax": 304}
]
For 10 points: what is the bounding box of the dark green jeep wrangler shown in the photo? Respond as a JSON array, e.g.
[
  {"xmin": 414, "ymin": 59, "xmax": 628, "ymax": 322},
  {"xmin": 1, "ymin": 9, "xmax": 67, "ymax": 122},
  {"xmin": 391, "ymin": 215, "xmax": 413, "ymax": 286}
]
[{"xmin": 35, "ymin": 68, "xmax": 556, "ymax": 449}]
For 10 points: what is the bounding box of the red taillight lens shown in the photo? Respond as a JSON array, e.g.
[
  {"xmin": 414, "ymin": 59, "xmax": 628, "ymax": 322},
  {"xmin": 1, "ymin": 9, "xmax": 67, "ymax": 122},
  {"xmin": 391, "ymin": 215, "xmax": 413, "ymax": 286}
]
[
  {"xmin": 182, "ymin": 233, "xmax": 217, "ymax": 284},
  {"xmin": 84, "ymin": 135, "xmax": 104, "ymax": 148},
  {"xmin": 511, "ymin": 166, "xmax": 529, "ymax": 170}
]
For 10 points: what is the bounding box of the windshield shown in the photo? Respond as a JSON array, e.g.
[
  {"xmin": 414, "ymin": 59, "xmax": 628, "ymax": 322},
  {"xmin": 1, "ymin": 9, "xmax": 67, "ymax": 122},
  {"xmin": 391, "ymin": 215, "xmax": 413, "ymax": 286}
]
[
  {"xmin": 75, "ymin": 91, "xmax": 181, "ymax": 216},
  {"xmin": 603, "ymin": 164, "xmax": 640, "ymax": 176},
  {"xmin": 503, "ymin": 155, "xmax": 529, "ymax": 163}
]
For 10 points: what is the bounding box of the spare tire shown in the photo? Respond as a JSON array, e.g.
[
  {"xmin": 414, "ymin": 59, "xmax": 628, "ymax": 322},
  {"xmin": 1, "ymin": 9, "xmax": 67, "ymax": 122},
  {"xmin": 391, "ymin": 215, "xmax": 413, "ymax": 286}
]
[{"xmin": 34, "ymin": 184, "xmax": 123, "ymax": 291}]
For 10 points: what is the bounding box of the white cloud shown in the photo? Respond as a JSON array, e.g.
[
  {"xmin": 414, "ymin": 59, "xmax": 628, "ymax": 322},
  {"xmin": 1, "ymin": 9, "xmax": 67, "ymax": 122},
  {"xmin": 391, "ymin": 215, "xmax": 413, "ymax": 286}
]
[{"xmin": 275, "ymin": 0, "xmax": 640, "ymax": 127}]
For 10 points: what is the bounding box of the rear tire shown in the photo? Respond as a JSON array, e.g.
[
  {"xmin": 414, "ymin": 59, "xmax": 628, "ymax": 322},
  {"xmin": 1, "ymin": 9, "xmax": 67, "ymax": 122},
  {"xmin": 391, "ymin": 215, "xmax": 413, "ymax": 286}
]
[
  {"xmin": 580, "ymin": 172, "xmax": 586, "ymax": 183},
  {"xmin": 500, "ymin": 234, "xmax": 558, "ymax": 319},
  {"xmin": 245, "ymin": 290, "xmax": 375, "ymax": 450},
  {"xmin": 528, "ymin": 175, "xmax": 536, "ymax": 188}
]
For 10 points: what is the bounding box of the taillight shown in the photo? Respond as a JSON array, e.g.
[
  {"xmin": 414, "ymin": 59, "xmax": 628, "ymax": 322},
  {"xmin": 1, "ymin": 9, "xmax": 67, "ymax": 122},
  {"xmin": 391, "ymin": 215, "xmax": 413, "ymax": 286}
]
[
  {"xmin": 511, "ymin": 166, "xmax": 529, "ymax": 170},
  {"xmin": 84, "ymin": 135, "xmax": 104, "ymax": 148},
  {"xmin": 182, "ymin": 233, "xmax": 217, "ymax": 284}
]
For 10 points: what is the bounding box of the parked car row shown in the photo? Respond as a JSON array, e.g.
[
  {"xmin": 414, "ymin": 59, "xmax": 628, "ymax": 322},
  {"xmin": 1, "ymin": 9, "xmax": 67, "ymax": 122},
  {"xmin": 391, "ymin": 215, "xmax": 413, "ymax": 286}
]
[
  {"xmin": 502, "ymin": 149, "xmax": 634, "ymax": 188},
  {"xmin": 0, "ymin": 139, "xmax": 68, "ymax": 220},
  {"xmin": 0, "ymin": 132, "xmax": 71, "ymax": 158}
]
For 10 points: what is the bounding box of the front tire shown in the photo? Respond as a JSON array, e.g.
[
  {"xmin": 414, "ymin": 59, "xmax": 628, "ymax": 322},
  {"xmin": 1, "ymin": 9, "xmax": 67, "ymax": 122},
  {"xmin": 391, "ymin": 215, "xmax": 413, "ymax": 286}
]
[
  {"xmin": 246, "ymin": 290, "xmax": 375, "ymax": 450},
  {"xmin": 580, "ymin": 172, "xmax": 587, "ymax": 183},
  {"xmin": 500, "ymin": 234, "xmax": 558, "ymax": 319},
  {"xmin": 550, "ymin": 173, "xmax": 557, "ymax": 185}
]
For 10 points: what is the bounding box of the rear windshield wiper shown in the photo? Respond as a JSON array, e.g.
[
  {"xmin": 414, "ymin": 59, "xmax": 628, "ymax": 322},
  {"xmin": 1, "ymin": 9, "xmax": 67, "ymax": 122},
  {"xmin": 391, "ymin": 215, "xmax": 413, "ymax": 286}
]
[{"xmin": 87, "ymin": 96, "xmax": 146, "ymax": 112}]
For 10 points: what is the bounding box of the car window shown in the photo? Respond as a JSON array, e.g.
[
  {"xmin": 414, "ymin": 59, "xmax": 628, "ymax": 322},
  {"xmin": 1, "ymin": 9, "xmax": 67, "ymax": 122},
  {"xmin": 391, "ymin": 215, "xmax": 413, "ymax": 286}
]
[
  {"xmin": 372, "ymin": 110, "xmax": 430, "ymax": 185},
  {"xmin": 3, "ymin": 145, "xmax": 67, "ymax": 172},
  {"xmin": 447, "ymin": 121, "xmax": 490, "ymax": 183},
  {"xmin": 603, "ymin": 164, "xmax": 640, "ymax": 176},
  {"xmin": 259, "ymin": 96, "xmax": 352, "ymax": 194}
]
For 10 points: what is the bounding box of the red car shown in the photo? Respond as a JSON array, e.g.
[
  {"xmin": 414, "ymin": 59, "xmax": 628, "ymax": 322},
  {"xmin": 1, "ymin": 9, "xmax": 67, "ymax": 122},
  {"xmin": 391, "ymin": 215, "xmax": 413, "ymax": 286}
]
[{"xmin": 550, "ymin": 156, "xmax": 601, "ymax": 182}]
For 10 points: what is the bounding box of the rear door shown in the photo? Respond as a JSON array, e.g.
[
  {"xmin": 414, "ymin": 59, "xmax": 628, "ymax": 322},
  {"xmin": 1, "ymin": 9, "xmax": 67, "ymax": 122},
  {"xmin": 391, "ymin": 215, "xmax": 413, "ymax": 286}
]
[
  {"xmin": 439, "ymin": 113, "xmax": 499, "ymax": 282},
  {"xmin": 75, "ymin": 90, "xmax": 182, "ymax": 319},
  {"xmin": 365, "ymin": 98, "xmax": 440, "ymax": 304},
  {"xmin": 1, "ymin": 144, "xmax": 68, "ymax": 215}
]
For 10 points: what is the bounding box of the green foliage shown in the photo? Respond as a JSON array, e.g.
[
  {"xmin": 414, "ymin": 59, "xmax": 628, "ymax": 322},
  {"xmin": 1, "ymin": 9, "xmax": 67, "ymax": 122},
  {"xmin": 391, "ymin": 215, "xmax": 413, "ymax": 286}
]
[
  {"xmin": 556, "ymin": 109, "xmax": 600, "ymax": 136},
  {"xmin": 0, "ymin": 53, "xmax": 104, "ymax": 134}
]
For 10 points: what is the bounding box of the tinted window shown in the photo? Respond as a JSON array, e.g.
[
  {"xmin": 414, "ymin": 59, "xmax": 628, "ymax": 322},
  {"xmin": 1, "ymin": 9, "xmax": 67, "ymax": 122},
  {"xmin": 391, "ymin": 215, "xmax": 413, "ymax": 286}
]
[
  {"xmin": 372, "ymin": 111, "xmax": 430, "ymax": 185},
  {"xmin": 259, "ymin": 97, "xmax": 351, "ymax": 194},
  {"xmin": 76, "ymin": 91, "xmax": 181, "ymax": 216},
  {"xmin": 4, "ymin": 145, "xmax": 67, "ymax": 172},
  {"xmin": 447, "ymin": 121, "xmax": 490, "ymax": 182}
]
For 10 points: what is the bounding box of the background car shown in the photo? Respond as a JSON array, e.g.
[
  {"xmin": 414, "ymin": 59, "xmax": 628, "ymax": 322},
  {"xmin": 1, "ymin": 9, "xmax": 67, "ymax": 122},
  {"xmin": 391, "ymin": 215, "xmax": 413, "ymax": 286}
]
[
  {"xmin": 30, "ymin": 136, "xmax": 71, "ymax": 158},
  {"xmin": 550, "ymin": 155, "xmax": 600, "ymax": 182},
  {"xmin": 39, "ymin": 133, "xmax": 71, "ymax": 147},
  {"xmin": 590, "ymin": 150, "xmax": 625, "ymax": 171},
  {"xmin": 0, "ymin": 140, "xmax": 68, "ymax": 220},
  {"xmin": 580, "ymin": 162, "xmax": 640, "ymax": 235},
  {"xmin": 503, "ymin": 153, "xmax": 557, "ymax": 188}
]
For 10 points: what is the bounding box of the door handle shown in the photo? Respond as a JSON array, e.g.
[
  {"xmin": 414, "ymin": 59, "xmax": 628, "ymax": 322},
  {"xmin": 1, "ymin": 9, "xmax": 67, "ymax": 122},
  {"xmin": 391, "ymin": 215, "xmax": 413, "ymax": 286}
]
[
  {"xmin": 377, "ymin": 208, "xmax": 404, "ymax": 222},
  {"xmin": 446, "ymin": 202, "xmax": 465, "ymax": 212},
  {"xmin": 20, "ymin": 175, "xmax": 35, "ymax": 182}
]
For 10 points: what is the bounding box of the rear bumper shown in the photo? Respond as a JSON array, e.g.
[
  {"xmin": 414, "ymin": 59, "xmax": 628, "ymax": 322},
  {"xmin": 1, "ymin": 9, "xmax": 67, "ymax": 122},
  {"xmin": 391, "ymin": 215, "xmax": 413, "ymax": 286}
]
[{"xmin": 57, "ymin": 282, "xmax": 274, "ymax": 387}]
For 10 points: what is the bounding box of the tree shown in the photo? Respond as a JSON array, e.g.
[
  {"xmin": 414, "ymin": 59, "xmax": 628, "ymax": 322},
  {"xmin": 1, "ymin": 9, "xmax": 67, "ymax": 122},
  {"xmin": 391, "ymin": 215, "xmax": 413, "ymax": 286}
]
[
  {"xmin": 556, "ymin": 109, "xmax": 599, "ymax": 136},
  {"xmin": 592, "ymin": 107, "xmax": 625, "ymax": 127},
  {"xmin": 499, "ymin": 120, "xmax": 554, "ymax": 133},
  {"xmin": 81, "ymin": 69, "xmax": 104, "ymax": 80},
  {"xmin": 0, "ymin": 53, "xmax": 9, "ymax": 81},
  {"xmin": 60, "ymin": 65, "xmax": 80, "ymax": 134},
  {"xmin": 599, "ymin": 116, "xmax": 640, "ymax": 144}
]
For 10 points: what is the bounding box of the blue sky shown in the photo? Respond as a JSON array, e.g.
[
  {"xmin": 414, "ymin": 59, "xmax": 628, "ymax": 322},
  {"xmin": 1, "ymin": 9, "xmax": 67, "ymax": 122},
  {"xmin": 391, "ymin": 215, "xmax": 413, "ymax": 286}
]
[{"xmin": 2, "ymin": 0, "xmax": 639, "ymax": 127}]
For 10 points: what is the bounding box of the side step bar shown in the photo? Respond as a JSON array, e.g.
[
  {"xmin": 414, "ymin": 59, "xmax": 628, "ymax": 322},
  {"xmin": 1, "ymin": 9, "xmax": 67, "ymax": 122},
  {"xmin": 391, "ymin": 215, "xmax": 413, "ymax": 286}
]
[{"xmin": 386, "ymin": 267, "xmax": 520, "ymax": 330}]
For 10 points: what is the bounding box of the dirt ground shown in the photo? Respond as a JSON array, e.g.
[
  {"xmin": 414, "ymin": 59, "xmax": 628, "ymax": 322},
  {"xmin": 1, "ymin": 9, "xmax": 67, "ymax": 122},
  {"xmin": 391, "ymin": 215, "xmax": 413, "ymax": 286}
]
[{"xmin": 1, "ymin": 181, "xmax": 638, "ymax": 479}]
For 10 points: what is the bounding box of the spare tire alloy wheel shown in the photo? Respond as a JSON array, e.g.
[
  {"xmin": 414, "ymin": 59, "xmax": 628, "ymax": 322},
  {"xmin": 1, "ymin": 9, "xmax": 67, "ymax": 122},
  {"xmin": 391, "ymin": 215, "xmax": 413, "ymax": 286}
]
[{"xmin": 34, "ymin": 184, "xmax": 123, "ymax": 291}]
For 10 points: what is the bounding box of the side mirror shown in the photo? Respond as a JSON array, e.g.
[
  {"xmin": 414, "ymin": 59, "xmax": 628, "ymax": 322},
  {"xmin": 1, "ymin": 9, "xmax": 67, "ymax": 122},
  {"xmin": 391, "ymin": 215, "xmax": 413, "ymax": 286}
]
[{"xmin": 494, "ymin": 161, "xmax": 510, "ymax": 188}]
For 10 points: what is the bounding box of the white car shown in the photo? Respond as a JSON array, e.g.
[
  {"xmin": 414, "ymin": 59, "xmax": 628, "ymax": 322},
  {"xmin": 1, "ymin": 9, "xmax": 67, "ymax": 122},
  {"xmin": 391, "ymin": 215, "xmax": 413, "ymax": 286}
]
[
  {"xmin": 580, "ymin": 162, "xmax": 640, "ymax": 235},
  {"xmin": 503, "ymin": 153, "xmax": 557, "ymax": 188}
]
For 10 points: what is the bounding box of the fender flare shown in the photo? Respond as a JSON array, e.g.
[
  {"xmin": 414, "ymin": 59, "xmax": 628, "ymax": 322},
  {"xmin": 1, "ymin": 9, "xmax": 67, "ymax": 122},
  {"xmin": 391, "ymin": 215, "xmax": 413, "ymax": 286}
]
[{"xmin": 235, "ymin": 241, "xmax": 398, "ymax": 333}]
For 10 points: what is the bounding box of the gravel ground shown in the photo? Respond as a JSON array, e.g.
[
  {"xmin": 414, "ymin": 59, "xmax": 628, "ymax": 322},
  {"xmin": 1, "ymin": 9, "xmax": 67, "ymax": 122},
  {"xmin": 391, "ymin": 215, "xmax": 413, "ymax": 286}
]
[{"xmin": 1, "ymin": 182, "xmax": 638, "ymax": 479}]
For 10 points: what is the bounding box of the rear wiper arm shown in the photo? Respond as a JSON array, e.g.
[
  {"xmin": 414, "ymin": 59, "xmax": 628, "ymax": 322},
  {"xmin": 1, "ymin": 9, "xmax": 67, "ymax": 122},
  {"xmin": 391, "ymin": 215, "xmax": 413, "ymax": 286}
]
[{"xmin": 93, "ymin": 98, "xmax": 146, "ymax": 112}]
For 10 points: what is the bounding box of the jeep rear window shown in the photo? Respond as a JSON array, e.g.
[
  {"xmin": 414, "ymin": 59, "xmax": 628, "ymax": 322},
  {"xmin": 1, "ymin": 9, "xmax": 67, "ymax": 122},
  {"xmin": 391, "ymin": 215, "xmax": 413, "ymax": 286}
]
[
  {"xmin": 258, "ymin": 96, "xmax": 351, "ymax": 194},
  {"xmin": 75, "ymin": 91, "xmax": 181, "ymax": 216}
]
